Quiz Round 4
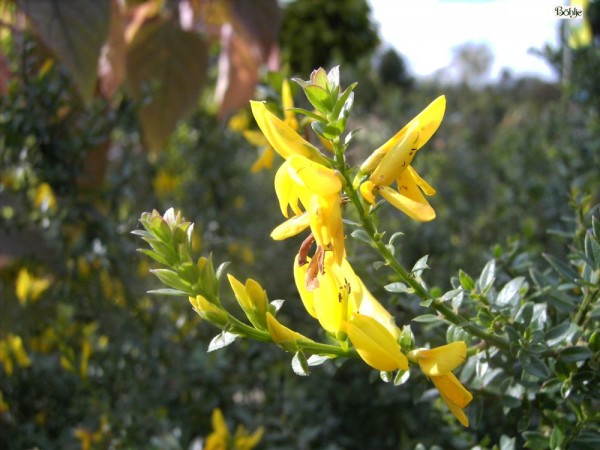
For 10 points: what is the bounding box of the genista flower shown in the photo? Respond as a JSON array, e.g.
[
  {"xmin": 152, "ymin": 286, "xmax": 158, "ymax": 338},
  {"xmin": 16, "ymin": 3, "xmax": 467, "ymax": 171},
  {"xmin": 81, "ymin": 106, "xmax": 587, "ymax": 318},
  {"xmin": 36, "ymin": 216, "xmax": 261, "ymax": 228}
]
[
  {"xmin": 271, "ymin": 154, "xmax": 345, "ymax": 263},
  {"xmin": 266, "ymin": 312, "xmax": 314, "ymax": 351},
  {"xmin": 408, "ymin": 341, "xmax": 473, "ymax": 427},
  {"xmin": 228, "ymin": 275, "xmax": 268, "ymax": 330},
  {"xmin": 189, "ymin": 295, "xmax": 228, "ymax": 327},
  {"xmin": 204, "ymin": 408, "xmax": 264, "ymax": 450},
  {"xmin": 356, "ymin": 96, "xmax": 445, "ymax": 222}
]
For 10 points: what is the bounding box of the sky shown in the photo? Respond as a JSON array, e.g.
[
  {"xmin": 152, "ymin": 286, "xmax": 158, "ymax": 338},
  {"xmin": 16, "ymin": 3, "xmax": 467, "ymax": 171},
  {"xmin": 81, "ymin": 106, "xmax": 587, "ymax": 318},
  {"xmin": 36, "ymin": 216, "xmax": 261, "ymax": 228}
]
[{"xmin": 368, "ymin": 0, "xmax": 564, "ymax": 82}]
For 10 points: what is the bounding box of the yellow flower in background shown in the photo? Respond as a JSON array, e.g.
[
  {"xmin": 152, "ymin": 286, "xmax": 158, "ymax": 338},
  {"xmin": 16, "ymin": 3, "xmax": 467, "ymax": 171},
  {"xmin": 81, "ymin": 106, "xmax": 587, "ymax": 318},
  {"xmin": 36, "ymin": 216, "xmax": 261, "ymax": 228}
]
[
  {"xmin": 15, "ymin": 267, "xmax": 52, "ymax": 305},
  {"xmin": 204, "ymin": 408, "xmax": 264, "ymax": 450},
  {"xmin": 33, "ymin": 182, "xmax": 57, "ymax": 211},
  {"xmin": 569, "ymin": 0, "xmax": 592, "ymax": 48},
  {"xmin": 0, "ymin": 334, "xmax": 31, "ymax": 376},
  {"xmin": 356, "ymin": 96, "xmax": 445, "ymax": 222},
  {"xmin": 153, "ymin": 169, "xmax": 180, "ymax": 197},
  {"xmin": 0, "ymin": 390, "xmax": 8, "ymax": 414},
  {"xmin": 408, "ymin": 341, "xmax": 473, "ymax": 427},
  {"xmin": 271, "ymin": 154, "xmax": 345, "ymax": 263}
]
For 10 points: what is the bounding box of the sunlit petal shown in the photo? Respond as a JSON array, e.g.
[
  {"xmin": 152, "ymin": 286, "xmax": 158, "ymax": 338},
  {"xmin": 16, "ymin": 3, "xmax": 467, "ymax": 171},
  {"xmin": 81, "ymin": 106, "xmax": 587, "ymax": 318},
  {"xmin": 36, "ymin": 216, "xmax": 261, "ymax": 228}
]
[
  {"xmin": 293, "ymin": 255, "xmax": 317, "ymax": 318},
  {"xmin": 409, "ymin": 341, "xmax": 466, "ymax": 376},
  {"xmin": 347, "ymin": 313, "xmax": 408, "ymax": 371},
  {"xmin": 430, "ymin": 372, "xmax": 473, "ymax": 409},
  {"xmin": 308, "ymin": 195, "xmax": 345, "ymax": 264},
  {"xmin": 250, "ymin": 101, "xmax": 327, "ymax": 164},
  {"xmin": 287, "ymin": 154, "xmax": 342, "ymax": 196},
  {"xmin": 378, "ymin": 184, "xmax": 435, "ymax": 222},
  {"xmin": 271, "ymin": 213, "xmax": 311, "ymax": 240},
  {"xmin": 356, "ymin": 281, "xmax": 400, "ymax": 340}
]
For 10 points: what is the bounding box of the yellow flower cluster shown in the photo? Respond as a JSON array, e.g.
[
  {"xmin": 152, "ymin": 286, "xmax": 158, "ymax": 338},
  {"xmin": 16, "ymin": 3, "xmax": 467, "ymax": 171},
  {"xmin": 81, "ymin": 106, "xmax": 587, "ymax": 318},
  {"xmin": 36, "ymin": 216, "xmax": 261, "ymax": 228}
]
[
  {"xmin": 203, "ymin": 408, "xmax": 264, "ymax": 450},
  {"xmin": 245, "ymin": 72, "xmax": 472, "ymax": 426}
]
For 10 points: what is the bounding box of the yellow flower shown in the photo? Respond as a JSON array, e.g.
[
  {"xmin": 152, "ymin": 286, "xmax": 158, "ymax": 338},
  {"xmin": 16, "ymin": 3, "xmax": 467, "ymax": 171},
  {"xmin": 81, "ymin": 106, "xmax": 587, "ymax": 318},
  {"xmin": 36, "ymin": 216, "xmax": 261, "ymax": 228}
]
[
  {"xmin": 34, "ymin": 182, "xmax": 57, "ymax": 211},
  {"xmin": 250, "ymin": 100, "xmax": 328, "ymax": 165},
  {"xmin": 0, "ymin": 334, "xmax": 31, "ymax": 376},
  {"xmin": 356, "ymin": 96, "xmax": 445, "ymax": 222},
  {"xmin": 15, "ymin": 268, "xmax": 52, "ymax": 305},
  {"xmin": 266, "ymin": 312, "xmax": 313, "ymax": 351},
  {"xmin": 0, "ymin": 390, "xmax": 8, "ymax": 414},
  {"xmin": 408, "ymin": 341, "xmax": 473, "ymax": 427},
  {"xmin": 270, "ymin": 154, "xmax": 345, "ymax": 263},
  {"xmin": 153, "ymin": 170, "xmax": 180, "ymax": 197},
  {"xmin": 189, "ymin": 295, "xmax": 229, "ymax": 326},
  {"xmin": 346, "ymin": 313, "xmax": 408, "ymax": 372},
  {"xmin": 228, "ymin": 275, "xmax": 268, "ymax": 330},
  {"xmin": 204, "ymin": 408, "xmax": 264, "ymax": 450}
]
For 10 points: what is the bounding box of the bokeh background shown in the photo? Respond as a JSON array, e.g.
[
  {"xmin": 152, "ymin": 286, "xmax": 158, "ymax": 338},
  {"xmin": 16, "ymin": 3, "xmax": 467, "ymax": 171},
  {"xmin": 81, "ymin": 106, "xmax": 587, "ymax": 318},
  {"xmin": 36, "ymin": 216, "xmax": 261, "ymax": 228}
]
[{"xmin": 0, "ymin": 1, "xmax": 598, "ymax": 449}]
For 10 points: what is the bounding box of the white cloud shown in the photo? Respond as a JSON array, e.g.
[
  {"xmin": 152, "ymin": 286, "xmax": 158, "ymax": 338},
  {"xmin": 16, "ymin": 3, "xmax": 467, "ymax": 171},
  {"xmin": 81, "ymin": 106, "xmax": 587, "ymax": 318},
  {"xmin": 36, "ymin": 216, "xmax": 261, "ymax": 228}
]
[{"xmin": 369, "ymin": 0, "xmax": 561, "ymax": 81}]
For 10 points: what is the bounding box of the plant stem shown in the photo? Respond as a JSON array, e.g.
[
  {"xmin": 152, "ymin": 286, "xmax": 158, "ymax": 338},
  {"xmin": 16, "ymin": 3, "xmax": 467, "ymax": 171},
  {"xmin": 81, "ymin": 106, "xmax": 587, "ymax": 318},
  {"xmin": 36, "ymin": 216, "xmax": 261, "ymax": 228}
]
[{"xmin": 334, "ymin": 146, "xmax": 511, "ymax": 352}]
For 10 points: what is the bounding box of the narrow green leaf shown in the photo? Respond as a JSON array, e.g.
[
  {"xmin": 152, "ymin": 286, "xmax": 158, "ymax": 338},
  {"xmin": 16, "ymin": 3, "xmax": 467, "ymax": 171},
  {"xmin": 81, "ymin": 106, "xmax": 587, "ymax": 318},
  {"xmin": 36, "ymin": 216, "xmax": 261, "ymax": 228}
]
[
  {"xmin": 307, "ymin": 354, "xmax": 331, "ymax": 367},
  {"xmin": 384, "ymin": 282, "xmax": 410, "ymax": 293},
  {"xmin": 207, "ymin": 331, "xmax": 238, "ymax": 352},
  {"xmin": 495, "ymin": 277, "xmax": 527, "ymax": 308},
  {"xmin": 393, "ymin": 370, "xmax": 410, "ymax": 386},
  {"xmin": 585, "ymin": 230, "xmax": 600, "ymax": 269},
  {"xmin": 151, "ymin": 269, "xmax": 193, "ymax": 294},
  {"xmin": 559, "ymin": 346, "xmax": 592, "ymax": 363},
  {"xmin": 545, "ymin": 322, "xmax": 578, "ymax": 347},
  {"xmin": 458, "ymin": 269, "xmax": 475, "ymax": 291},
  {"xmin": 147, "ymin": 288, "xmax": 186, "ymax": 297},
  {"xmin": 543, "ymin": 253, "xmax": 579, "ymax": 282},
  {"xmin": 411, "ymin": 255, "xmax": 429, "ymax": 275},
  {"xmin": 350, "ymin": 229, "xmax": 371, "ymax": 244},
  {"xmin": 476, "ymin": 259, "xmax": 496, "ymax": 293},
  {"xmin": 412, "ymin": 314, "xmax": 440, "ymax": 323},
  {"xmin": 292, "ymin": 352, "xmax": 310, "ymax": 376}
]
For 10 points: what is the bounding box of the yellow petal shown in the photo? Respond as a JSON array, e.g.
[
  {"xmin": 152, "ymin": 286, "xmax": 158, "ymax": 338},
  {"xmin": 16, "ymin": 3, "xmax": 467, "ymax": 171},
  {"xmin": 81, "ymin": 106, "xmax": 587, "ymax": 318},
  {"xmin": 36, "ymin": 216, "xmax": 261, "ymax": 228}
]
[
  {"xmin": 440, "ymin": 391, "xmax": 470, "ymax": 427},
  {"xmin": 274, "ymin": 161, "xmax": 303, "ymax": 218},
  {"xmin": 377, "ymin": 183, "xmax": 435, "ymax": 222},
  {"xmin": 356, "ymin": 281, "xmax": 400, "ymax": 340},
  {"xmin": 242, "ymin": 130, "xmax": 268, "ymax": 147},
  {"xmin": 312, "ymin": 257, "xmax": 348, "ymax": 333},
  {"xmin": 210, "ymin": 408, "xmax": 230, "ymax": 439},
  {"xmin": 430, "ymin": 372, "xmax": 473, "ymax": 409},
  {"xmin": 369, "ymin": 122, "xmax": 420, "ymax": 186},
  {"xmin": 287, "ymin": 154, "xmax": 342, "ymax": 196},
  {"xmin": 410, "ymin": 341, "xmax": 467, "ymax": 376},
  {"xmin": 281, "ymin": 79, "xmax": 298, "ymax": 131},
  {"xmin": 188, "ymin": 295, "xmax": 228, "ymax": 325},
  {"xmin": 271, "ymin": 213, "xmax": 311, "ymax": 240},
  {"xmin": 250, "ymin": 146, "xmax": 275, "ymax": 173},
  {"xmin": 346, "ymin": 313, "xmax": 408, "ymax": 371},
  {"xmin": 362, "ymin": 95, "xmax": 445, "ymax": 182},
  {"xmin": 359, "ymin": 180, "xmax": 377, "ymax": 205},
  {"xmin": 250, "ymin": 101, "xmax": 327, "ymax": 164},
  {"xmin": 266, "ymin": 312, "xmax": 311, "ymax": 346},
  {"xmin": 407, "ymin": 165, "xmax": 436, "ymax": 196},
  {"xmin": 245, "ymin": 278, "xmax": 268, "ymax": 316},
  {"xmin": 308, "ymin": 194, "xmax": 345, "ymax": 264},
  {"xmin": 293, "ymin": 255, "xmax": 317, "ymax": 318},
  {"xmin": 228, "ymin": 274, "xmax": 252, "ymax": 310}
]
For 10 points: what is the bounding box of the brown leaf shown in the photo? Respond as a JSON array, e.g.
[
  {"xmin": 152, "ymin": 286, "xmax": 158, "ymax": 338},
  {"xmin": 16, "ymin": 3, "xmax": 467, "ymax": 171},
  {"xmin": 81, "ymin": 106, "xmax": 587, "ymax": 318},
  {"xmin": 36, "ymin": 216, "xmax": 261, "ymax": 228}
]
[
  {"xmin": 98, "ymin": 0, "xmax": 126, "ymax": 100},
  {"xmin": 17, "ymin": 0, "xmax": 110, "ymax": 104},
  {"xmin": 126, "ymin": 17, "xmax": 208, "ymax": 153}
]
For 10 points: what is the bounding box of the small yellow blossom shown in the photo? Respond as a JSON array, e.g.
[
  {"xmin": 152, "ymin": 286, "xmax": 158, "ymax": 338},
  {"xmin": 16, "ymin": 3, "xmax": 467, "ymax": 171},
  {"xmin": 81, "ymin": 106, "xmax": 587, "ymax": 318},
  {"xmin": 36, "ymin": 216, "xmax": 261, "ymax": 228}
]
[
  {"xmin": 15, "ymin": 267, "xmax": 52, "ymax": 305},
  {"xmin": 153, "ymin": 169, "xmax": 180, "ymax": 197},
  {"xmin": 356, "ymin": 96, "xmax": 445, "ymax": 222},
  {"xmin": 408, "ymin": 341, "xmax": 473, "ymax": 427},
  {"xmin": 266, "ymin": 312, "xmax": 313, "ymax": 351},
  {"xmin": 228, "ymin": 275, "xmax": 268, "ymax": 329},
  {"xmin": 204, "ymin": 408, "xmax": 264, "ymax": 450},
  {"xmin": 33, "ymin": 182, "xmax": 57, "ymax": 211},
  {"xmin": 0, "ymin": 334, "xmax": 31, "ymax": 376},
  {"xmin": 0, "ymin": 390, "xmax": 9, "ymax": 414},
  {"xmin": 189, "ymin": 295, "xmax": 229, "ymax": 326}
]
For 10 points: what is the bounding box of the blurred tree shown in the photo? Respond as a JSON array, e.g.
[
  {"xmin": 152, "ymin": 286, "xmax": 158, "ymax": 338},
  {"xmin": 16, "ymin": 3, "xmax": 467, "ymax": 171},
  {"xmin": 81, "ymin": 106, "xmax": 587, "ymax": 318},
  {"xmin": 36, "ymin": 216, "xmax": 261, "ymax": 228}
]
[
  {"xmin": 280, "ymin": 0, "xmax": 379, "ymax": 75},
  {"xmin": 377, "ymin": 47, "xmax": 413, "ymax": 88},
  {"xmin": 450, "ymin": 42, "xmax": 494, "ymax": 86}
]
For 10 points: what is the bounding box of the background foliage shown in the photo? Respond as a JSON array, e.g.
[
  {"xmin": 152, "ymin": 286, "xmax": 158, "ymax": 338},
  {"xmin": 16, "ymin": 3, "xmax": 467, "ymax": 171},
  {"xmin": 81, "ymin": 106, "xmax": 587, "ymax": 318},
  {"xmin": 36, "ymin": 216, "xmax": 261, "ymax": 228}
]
[{"xmin": 0, "ymin": 0, "xmax": 599, "ymax": 449}]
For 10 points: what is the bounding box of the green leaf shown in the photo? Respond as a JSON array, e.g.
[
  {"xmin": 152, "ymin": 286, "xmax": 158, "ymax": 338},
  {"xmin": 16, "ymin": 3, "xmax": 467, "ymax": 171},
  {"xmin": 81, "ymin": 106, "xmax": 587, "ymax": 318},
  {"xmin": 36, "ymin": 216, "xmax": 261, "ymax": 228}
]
[
  {"xmin": 147, "ymin": 288, "xmax": 186, "ymax": 297},
  {"xmin": 292, "ymin": 352, "xmax": 310, "ymax": 376},
  {"xmin": 350, "ymin": 229, "xmax": 371, "ymax": 244},
  {"xmin": 500, "ymin": 435, "xmax": 516, "ymax": 450},
  {"xmin": 520, "ymin": 353, "xmax": 550, "ymax": 378},
  {"xmin": 523, "ymin": 431, "xmax": 549, "ymax": 449},
  {"xmin": 559, "ymin": 346, "xmax": 592, "ymax": 363},
  {"xmin": 207, "ymin": 331, "xmax": 238, "ymax": 352},
  {"xmin": 127, "ymin": 18, "xmax": 208, "ymax": 153},
  {"xmin": 344, "ymin": 128, "xmax": 361, "ymax": 147},
  {"xmin": 495, "ymin": 277, "xmax": 527, "ymax": 308},
  {"xmin": 411, "ymin": 255, "xmax": 429, "ymax": 275},
  {"xmin": 543, "ymin": 253, "xmax": 579, "ymax": 282},
  {"xmin": 545, "ymin": 322, "xmax": 578, "ymax": 347},
  {"xmin": 287, "ymin": 107, "xmax": 326, "ymax": 123},
  {"xmin": 311, "ymin": 120, "xmax": 342, "ymax": 139},
  {"xmin": 138, "ymin": 248, "xmax": 171, "ymax": 267},
  {"xmin": 151, "ymin": 269, "xmax": 193, "ymax": 294},
  {"xmin": 585, "ymin": 230, "xmax": 600, "ymax": 269},
  {"xmin": 549, "ymin": 426, "xmax": 564, "ymax": 450},
  {"xmin": 303, "ymin": 85, "xmax": 334, "ymax": 113},
  {"xmin": 412, "ymin": 314, "xmax": 440, "ymax": 323},
  {"xmin": 307, "ymin": 354, "xmax": 331, "ymax": 367},
  {"xmin": 17, "ymin": 0, "xmax": 110, "ymax": 104},
  {"xmin": 393, "ymin": 370, "xmax": 410, "ymax": 386},
  {"xmin": 458, "ymin": 269, "xmax": 475, "ymax": 290},
  {"xmin": 515, "ymin": 302, "xmax": 534, "ymax": 326},
  {"xmin": 476, "ymin": 259, "xmax": 496, "ymax": 293},
  {"xmin": 331, "ymin": 82, "xmax": 358, "ymax": 120},
  {"xmin": 384, "ymin": 282, "xmax": 410, "ymax": 293},
  {"xmin": 269, "ymin": 299, "xmax": 285, "ymax": 314}
]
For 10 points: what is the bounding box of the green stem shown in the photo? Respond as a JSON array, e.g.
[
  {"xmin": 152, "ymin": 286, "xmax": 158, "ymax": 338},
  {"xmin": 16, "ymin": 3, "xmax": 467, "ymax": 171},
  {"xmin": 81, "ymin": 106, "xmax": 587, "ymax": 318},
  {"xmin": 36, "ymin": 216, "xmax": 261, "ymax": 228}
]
[
  {"xmin": 226, "ymin": 313, "xmax": 358, "ymax": 358},
  {"xmin": 334, "ymin": 145, "xmax": 511, "ymax": 352},
  {"xmin": 574, "ymin": 287, "xmax": 599, "ymax": 328}
]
